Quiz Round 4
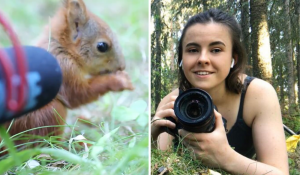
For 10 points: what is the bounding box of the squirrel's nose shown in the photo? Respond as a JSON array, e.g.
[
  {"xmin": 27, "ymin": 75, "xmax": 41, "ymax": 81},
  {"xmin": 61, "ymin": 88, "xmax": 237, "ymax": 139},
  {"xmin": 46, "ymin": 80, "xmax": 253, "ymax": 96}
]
[{"xmin": 118, "ymin": 64, "xmax": 125, "ymax": 71}]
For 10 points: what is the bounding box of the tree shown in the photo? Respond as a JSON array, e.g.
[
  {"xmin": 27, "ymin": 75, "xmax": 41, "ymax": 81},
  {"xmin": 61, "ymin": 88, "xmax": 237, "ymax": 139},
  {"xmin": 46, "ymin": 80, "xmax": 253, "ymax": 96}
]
[
  {"xmin": 240, "ymin": 0, "xmax": 251, "ymax": 75},
  {"xmin": 297, "ymin": 0, "xmax": 300, "ymax": 108},
  {"xmin": 283, "ymin": 0, "xmax": 296, "ymax": 114},
  {"xmin": 250, "ymin": 0, "xmax": 272, "ymax": 83},
  {"xmin": 151, "ymin": 0, "xmax": 163, "ymax": 110}
]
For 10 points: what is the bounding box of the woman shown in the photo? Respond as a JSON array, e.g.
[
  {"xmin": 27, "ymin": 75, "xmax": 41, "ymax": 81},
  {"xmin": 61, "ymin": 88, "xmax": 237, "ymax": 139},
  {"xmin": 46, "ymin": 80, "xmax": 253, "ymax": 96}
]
[{"xmin": 151, "ymin": 9, "xmax": 289, "ymax": 174}]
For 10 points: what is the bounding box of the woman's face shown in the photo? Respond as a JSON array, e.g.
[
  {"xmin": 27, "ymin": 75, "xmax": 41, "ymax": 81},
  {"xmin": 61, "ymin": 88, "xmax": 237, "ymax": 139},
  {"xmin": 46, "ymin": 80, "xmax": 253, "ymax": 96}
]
[{"xmin": 181, "ymin": 22, "xmax": 234, "ymax": 92}]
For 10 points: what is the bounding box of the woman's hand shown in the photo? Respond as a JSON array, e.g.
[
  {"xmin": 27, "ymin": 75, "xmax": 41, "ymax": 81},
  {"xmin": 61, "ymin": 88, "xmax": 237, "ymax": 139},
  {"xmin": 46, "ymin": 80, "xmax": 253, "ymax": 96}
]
[
  {"xmin": 151, "ymin": 95, "xmax": 178, "ymax": 141},
  {"xmin": 178, "ymin": 109, "xmax": 233, "ymax": 168}
]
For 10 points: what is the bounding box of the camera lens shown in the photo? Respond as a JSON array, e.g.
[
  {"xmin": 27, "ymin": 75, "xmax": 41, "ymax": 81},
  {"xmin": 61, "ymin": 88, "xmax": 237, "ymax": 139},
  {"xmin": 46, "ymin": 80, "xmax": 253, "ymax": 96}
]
[
  {"xmin": 174, "ymin": 88, "xmax": 215, "ymax": 133},
  {"xmin": 185, "ymin": 100, "xmax": 202, "ymax": 119}
]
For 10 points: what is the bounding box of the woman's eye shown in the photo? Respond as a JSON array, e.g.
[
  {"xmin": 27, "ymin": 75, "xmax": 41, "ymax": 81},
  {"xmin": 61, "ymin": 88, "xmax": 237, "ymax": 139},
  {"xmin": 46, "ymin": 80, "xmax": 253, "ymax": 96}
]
[
  {"xmin": 188, "ymin": 48, "xmax": 198, "ymax": 53},
  {"xmin": 211, "ymin": 48, "xmax": 221, "ymax": 53}
]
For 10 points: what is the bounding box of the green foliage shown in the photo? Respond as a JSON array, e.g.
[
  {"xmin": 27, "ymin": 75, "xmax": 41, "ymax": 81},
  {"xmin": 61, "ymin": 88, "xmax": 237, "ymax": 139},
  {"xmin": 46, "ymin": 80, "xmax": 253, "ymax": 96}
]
[
  {"xmin": 283, "ymin": 115, "xmax": 300, "ymax": 134},
  {"xmin": 0, "ymin": 128, "xmax": 148, "ymax": 174},
  {"xmin": 112, "ymin": 99, "xmax": 148, "ymax": 123},
  {"xmin": 288, "ymin": 146, "xmax": 300, "ymax": 175},
  {"xmin": 0, "ymin": 148, "xmax": 97, "ymax": 174},
  {"xmin": 0, "ymin": 0, "xmax": 148, "ymax": 174},
  {"xmin": 151, "ymin": 143, "xmax": 230, "ymax": 175}
]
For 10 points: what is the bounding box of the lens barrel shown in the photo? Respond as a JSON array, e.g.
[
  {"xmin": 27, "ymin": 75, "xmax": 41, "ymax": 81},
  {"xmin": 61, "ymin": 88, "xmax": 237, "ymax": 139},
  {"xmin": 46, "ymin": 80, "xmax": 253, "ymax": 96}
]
[{"xmin": 174, "ymin": 88, "xmax": 215, "ymax": 133}]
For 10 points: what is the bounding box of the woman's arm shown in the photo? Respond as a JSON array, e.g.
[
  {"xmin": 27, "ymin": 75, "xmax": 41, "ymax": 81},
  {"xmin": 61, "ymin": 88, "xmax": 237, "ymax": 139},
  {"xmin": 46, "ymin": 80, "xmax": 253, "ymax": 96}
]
[
  {"xmin": 235, "ymin": 78, "xmax": 288, "ymax": 174},
  {"xmin": 222, "ymin": 79, "xmax": 288, "ymax": 174}
]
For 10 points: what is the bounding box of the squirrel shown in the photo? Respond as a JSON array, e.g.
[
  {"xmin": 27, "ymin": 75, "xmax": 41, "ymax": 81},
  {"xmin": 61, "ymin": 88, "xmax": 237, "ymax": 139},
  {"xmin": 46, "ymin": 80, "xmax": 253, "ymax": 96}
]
[{"xmin": 0, "ymin": 0, "xmax": 133, "ymax": 154}]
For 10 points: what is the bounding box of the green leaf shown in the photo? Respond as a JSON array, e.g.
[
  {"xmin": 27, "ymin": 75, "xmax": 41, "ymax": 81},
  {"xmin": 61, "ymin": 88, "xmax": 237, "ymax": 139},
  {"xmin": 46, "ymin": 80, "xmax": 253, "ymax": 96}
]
[
  {"xmin": 128, "ymin": 137, "xmax": 136, "ymax": 148},
  {"xmin": 136, "ymin": 112, "xmax": 149, "ymax": 127},
  {"xmin": 130, "ymin": 99, "xmax": 147, "ymax": 113},
  {"xmin": 90, "ymin": 127, "xmax": 120, "ymax": 157},
  {"xmin": 112, "ymin": 106, "xmax": 140, "ymax": 122},
  {"xmin": 40, "ymin": 148, "xmax": 96, "ymax": 166},
  {"xmin": 112, "ymin": 100, "xmax": 148, "ymax": 122},
  {"xmin": 0, "ymin": 149, "xmax": 39, "ymax": 174}
]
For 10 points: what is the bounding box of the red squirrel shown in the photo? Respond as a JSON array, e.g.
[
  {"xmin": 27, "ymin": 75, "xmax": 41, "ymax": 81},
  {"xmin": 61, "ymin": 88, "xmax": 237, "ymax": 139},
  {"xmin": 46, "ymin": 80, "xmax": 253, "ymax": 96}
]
[{"xmin": 1, "ymin": 0, "xmax": 133, "ymax": 152}]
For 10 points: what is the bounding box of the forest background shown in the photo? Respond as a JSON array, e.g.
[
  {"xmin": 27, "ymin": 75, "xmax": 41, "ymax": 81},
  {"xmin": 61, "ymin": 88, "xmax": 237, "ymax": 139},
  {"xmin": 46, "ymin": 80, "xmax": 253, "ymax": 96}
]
[
  {"xmin": 151, "ymin": 0, "xmax": 300, "ymax": 134},
  {"xmin": 151, "ymin": 0, "xmax": 300, "ymax": 173}
]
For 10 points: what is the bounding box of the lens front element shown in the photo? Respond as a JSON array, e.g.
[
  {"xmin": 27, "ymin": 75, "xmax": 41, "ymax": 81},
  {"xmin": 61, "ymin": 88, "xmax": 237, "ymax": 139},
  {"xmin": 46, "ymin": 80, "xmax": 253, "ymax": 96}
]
[{"xmin": 185, "ymin": 100, "xmax": 203, "ymax": 119}]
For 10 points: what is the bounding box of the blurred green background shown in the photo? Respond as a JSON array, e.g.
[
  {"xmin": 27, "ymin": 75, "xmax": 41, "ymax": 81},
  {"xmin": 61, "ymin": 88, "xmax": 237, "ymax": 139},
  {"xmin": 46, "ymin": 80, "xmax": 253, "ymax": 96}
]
[{"xmin": 0, "ymin": 0, "xmax": 149, "ymax": 174}]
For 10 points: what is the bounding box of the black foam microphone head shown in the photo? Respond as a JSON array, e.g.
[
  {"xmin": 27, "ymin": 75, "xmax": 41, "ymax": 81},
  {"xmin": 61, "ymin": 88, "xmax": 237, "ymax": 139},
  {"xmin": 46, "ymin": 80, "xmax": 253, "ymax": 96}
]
[{"xmin": 0, "ymin": 46, "xmax": 62, "ymax": 123}]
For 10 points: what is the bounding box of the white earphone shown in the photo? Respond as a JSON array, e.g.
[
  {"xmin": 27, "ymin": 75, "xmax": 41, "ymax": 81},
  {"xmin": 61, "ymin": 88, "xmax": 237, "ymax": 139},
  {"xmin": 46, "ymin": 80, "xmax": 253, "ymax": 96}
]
[
  {"xmin": 179, "ymin": 60, "xmax": 183, "ymax": 67},
  {"xmin": 230, "ymin": 59, "xmax": 235, "ymax": 68}
]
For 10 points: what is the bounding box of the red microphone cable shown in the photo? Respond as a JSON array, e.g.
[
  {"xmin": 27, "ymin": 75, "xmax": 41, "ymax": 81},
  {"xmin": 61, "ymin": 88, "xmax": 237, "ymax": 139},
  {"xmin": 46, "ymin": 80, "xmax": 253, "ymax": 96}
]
[{"xmin": 0, "ymin": 11, "xmax": 27, "ymax": 112}]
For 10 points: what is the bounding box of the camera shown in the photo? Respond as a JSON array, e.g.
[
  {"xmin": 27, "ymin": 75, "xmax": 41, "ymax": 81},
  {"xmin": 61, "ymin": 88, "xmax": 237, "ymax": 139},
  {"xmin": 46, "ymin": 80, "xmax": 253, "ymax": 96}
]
[{"xmin": 165, "ymin": 88, "xmax": 227, "ymax": 135}]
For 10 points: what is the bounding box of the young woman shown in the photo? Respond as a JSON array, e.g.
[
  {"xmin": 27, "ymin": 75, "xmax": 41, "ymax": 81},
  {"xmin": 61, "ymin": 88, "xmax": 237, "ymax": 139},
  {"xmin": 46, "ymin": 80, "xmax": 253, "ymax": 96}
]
[{"xmin": 151, "ymin": 9, "xmax": 289, "ymax": 174}]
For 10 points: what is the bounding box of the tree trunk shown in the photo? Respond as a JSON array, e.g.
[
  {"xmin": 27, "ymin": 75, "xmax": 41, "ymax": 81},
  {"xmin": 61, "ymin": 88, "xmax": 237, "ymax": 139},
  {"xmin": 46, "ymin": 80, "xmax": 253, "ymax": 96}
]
[
  {"xmin": 203, "ymin": 0, "xmax": 208, "ymax": 11},
  {"xmin": 169, "ymin": 22, "xmax": 175, "ymax": 71},
  {"xmin": 153, "ymin": 0, "xmax": 162, "ymax": 110},
  {"xmin": 250, "ymin": 0, "xmax": 272, "ymax": 83},
  {"xmin": 279, "ymin": 59, "xmax": 285, "ymax": 112},
  {"xmin": 297, "ymin": 0, "xmax": 300, "ymax": 109},
  {"xmin": 240, "ymin": 0, "xmax": 251, "ymax": 75},
  {"xmin": 283, "ymin": 0, "xmax": 295, "ymax": 115}
]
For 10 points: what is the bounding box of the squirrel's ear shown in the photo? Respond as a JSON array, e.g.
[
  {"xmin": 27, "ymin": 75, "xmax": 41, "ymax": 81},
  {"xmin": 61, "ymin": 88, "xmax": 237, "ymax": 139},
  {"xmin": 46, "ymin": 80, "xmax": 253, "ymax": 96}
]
[
  {"xmin": 62, "ymin": 0, "xmax": 67, "ymax": 6},
  {"xmin": 65, "ymin": 0, "xmax": 88, "ymax": 41}
]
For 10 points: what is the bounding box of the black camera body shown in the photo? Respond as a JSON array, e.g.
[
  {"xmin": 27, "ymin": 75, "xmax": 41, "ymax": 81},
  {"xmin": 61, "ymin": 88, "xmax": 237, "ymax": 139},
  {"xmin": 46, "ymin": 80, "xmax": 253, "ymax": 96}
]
[{"xmin": 166, "ymin": 88, "xmax": 227, "ymax": 136}]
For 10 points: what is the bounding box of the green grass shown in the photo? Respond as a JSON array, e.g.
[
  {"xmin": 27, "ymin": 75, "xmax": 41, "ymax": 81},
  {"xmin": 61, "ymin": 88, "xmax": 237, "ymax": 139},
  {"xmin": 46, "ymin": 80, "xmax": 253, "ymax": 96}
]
[
  {"xmin": 0, "ymin": 0, "xmax": 149, "ymax": 174},
  {"xmin": 287, "ymin": 137, "xmax": 300, "ymax": 174},
  {"xmin": 151, "ymin": 136, "xmax": 300, "ymax": 175},
  {"xmin": 151, "ymin": 140, "xmax": 230, "ymax": 175}
]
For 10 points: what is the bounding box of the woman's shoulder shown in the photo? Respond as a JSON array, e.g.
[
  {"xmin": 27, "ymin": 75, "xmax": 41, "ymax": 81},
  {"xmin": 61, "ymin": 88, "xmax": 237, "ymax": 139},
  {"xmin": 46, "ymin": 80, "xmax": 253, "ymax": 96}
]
[
  {"xmin": 242, "ymin": 75, "xmax": 281, "ymax": 126},
  {"xmin": 243, "ymin": 75, "xmax": 279, "ymax": 110},
  {"xmin": 239, "ymin": 74, "xmax": 275, "ymax": 92},
  {"xmin": 245, "ymin": 76, "xmax": 276, "ymax": 95}
]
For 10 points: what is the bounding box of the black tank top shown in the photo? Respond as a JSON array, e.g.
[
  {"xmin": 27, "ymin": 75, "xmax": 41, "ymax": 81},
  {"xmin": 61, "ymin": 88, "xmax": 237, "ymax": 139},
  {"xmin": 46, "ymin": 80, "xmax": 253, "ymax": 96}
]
[{"xmin": 227, "ymin": 76, "xmax": 255, "ymax": 158}]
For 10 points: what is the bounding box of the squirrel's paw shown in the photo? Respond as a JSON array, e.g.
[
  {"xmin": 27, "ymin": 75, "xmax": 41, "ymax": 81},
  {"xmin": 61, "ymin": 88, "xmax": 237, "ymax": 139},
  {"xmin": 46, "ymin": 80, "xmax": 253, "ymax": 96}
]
[
  {"xmin": 90, "ymin": 71, "xmax": 134, "ymax": 95},
  {"xmin": 111, "ymin": 71, "xmax": 134, "ymax": 91}
]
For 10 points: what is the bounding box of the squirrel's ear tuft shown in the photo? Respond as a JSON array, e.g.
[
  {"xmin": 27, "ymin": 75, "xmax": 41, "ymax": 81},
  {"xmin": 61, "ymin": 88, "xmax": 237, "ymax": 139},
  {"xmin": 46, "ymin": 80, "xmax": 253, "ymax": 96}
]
[
  {"xmin": 65, "ymin": 0, "xmax": 88, "ymax": 41},
  {"xmin": 67, "ymin": 0, "xmax": 88, "ymax": 24},
  {"xmin": 62, "ymin": 0, "xmax": 67, "ymax": 7}
]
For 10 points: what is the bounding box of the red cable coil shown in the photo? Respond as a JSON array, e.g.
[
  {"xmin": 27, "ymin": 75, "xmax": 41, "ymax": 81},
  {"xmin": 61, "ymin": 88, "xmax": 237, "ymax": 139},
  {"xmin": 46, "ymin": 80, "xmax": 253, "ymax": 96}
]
[{"xmin": 0, "ymin": 11, "xmax": 27, "ymax": 112}]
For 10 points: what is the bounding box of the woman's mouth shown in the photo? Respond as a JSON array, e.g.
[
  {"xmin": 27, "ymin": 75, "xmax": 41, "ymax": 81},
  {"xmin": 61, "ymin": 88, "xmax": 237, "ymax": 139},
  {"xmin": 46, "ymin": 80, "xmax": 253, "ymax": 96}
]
[{"xmin": 195, "ymin": 71, "xmax": 212, "ymax": 75}]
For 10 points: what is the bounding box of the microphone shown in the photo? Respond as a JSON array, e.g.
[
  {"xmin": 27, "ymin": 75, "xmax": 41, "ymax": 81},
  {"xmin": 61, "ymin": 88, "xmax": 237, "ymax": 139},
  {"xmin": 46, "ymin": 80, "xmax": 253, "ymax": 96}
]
[{"xmin": 0, "ymin": 46, "xmax": 62, "ymax": 124}]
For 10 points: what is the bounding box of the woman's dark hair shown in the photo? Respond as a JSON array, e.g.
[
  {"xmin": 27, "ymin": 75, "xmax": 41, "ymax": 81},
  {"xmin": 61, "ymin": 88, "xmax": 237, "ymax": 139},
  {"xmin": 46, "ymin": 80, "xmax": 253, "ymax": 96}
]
[{"xmin": 178, "ymin": 9, "xmax": 246, "ymax": 93}]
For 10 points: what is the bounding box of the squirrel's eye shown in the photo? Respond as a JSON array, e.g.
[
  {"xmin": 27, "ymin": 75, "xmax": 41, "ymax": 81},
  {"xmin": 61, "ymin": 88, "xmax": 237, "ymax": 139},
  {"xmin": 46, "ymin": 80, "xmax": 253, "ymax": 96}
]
[{"xmin": 97, "ymin": 42, "xmax": 109, "ymax": 52}]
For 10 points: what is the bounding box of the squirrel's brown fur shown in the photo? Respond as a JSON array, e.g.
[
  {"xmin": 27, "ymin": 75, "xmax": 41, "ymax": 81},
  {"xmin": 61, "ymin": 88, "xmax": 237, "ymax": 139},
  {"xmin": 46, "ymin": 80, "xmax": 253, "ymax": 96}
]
[{"xmin": 0, "ymin": 0, "xmax": 133, "ymax": 154}]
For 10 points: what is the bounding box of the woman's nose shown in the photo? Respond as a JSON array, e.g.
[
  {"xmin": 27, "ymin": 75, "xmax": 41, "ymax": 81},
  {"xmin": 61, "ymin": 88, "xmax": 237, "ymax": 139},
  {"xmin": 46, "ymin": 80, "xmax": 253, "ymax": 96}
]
[{"xmin": 197, "ymin": 52, "xmax": 210, "ymax": 65}]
